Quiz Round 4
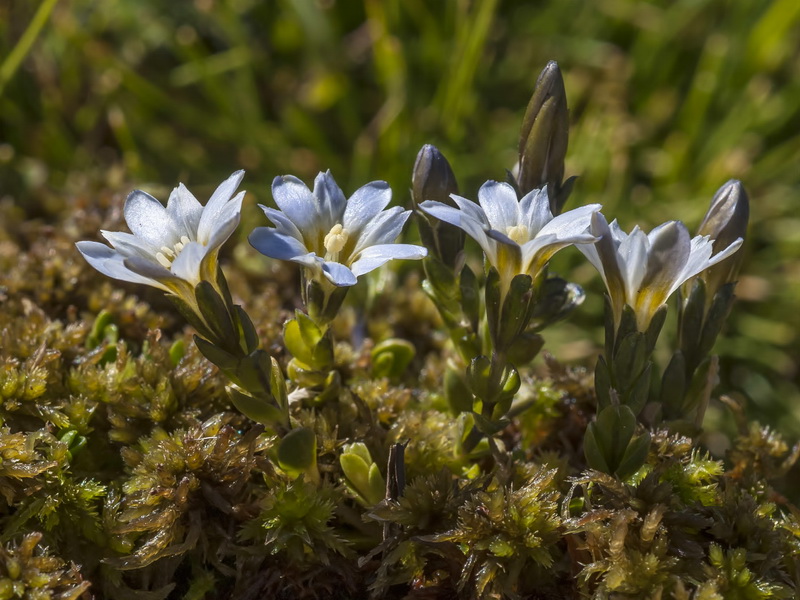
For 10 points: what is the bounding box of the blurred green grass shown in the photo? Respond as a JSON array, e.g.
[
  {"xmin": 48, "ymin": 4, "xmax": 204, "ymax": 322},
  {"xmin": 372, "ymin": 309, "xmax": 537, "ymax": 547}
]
[{"xmin": 2, "ymin": 0, "xmax": 799, "ymax": 433}]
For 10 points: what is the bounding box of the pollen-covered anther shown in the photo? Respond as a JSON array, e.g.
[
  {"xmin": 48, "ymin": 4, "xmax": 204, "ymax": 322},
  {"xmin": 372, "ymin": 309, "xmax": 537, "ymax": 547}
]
[
  {"xmin": 156, "ymin": 235, "xmax": 193, "ymax": 268},
  {"xmin": 506, "ymin": 224, "xmax": 530, "ymax": 245},
  {"xmin": 323, "ymin": 224, "xmax": 349, "ymax": 259}
]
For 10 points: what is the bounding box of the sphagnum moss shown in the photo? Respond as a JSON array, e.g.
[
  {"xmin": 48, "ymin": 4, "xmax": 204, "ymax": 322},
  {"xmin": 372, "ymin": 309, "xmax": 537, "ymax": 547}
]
[{"xmin": 1, "ymin": 61, "xmax": 799, "ymax": 600}]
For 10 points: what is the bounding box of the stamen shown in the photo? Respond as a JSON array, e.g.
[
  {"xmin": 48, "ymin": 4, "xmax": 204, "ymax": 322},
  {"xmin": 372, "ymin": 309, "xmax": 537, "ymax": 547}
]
[
  {"xmin": 156, "ymin": 252, "xmax": 172, "ymax": 268},
  {"xmin": 324, "ymin": 224, "xmax": 349, "ymax": 260}
]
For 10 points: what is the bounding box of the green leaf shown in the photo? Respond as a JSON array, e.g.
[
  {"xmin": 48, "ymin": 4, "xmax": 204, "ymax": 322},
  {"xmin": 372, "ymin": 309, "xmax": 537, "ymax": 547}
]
[
  {"xmin": 660, "ymin": 351, "xmax": 688, "ymax": 420},
  {"xmin": 625, "ymin": 362, "xmax": 652, "ymax": 416},
  {"xmin": 226, "ymin": 386, "xmax": 285, "ymax": 426},
  {"xmin": 484, "ymin": 268, "xmax": 502, "ymax": 347},
  {"xmin": 284, "ymin": 315, "xmax": 332, "ymax": 370},
  {"xmin": 194, "ymin": 335, "xmax": 239, "ymax": 371},
  {"xmin": 195, "ymin": 280, "xmax": 237, "ymax": 349},
  {"xmin": 615, "ymin": 431, "xmax": 651, "ymax": 480},
  {"xmin": 459, "ymin": 264, "xmax": 480, "ymax": 332},
  {"xmin": 445, "ymin": 367, "xmax": 474, "ymax": 413},
  {"xmin": 679, "ymin": 278, "xmax": 706, "ymax": 364},
  {"xmin": 472, "ymin": 411, "xmax": 510, "ymax": 436},
  {"xmin": 613, "ymin": 332, "xmax": 647, "ymax": 392},
  {"xmin": 507, "ymin": 332, "xmax": 544, "ymax": 367},
  {"xmin": 594, "ymin": 355, "xmax": 613, "ymax": 410},
  {"xmin": 466, "ymin": 355, "xmax": 493, "ymax": 402},
  {"xmin": 234, "ymin": 305, "xmax": 260, "ymax": 354},
  {"xmin": 278, "ymin": 427, "xmax": 317, "ymax": 474},
  {"xmin": 644, "ymin": 305, "xmax": 668, "ymax": 355},
  {"xmin": 583, "ymin": 424, "xmax": 611, "ymax": 473},
  {"xmin": 371, "ymin": 338, "xmax": 416, "ymax": 379},
  {"xmin": 497, "ymin": 273, "xmax": 533, "ymax": 350},
  {"xmin": 698, "ymin": 282, "xmax": 736, "ymax": 358}
]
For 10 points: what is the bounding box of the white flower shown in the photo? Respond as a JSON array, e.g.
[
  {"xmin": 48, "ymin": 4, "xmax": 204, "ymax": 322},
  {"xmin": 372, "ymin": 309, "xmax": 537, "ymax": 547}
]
[
  {"xmin": 419, "ymin": 181, "xmax": 600, "ymax": 288},
  {"xmin": 249, "ymin": 171, "xmax": 427, "ymax": 287},
  {"xmin": 76, "ymin": 170, "xmax": 245, "ymax": 300},
  {"xmin": 579, "ymin": 212, "xmax": 743, "ymax": 331}
]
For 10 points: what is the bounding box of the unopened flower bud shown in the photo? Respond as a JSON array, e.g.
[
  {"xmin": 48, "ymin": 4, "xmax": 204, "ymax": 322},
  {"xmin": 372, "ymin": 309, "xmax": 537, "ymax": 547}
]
[
  {"xmin": 412, "ymin": 144, "xmax": 462, "ymax": 267},
  {"xmin": 696, "ymin": 180, "xmax": 749, "ymax": 297},
  {"xmin": 517, "ymin": 61, "xmax": 570, "ymax": 213}
]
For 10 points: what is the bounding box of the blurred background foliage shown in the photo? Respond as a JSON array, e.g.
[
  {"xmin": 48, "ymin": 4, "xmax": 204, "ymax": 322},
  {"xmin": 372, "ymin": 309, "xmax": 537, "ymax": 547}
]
[{"xmin": 1, "ymin": 0, "xmax": 799, "ymax": 437}]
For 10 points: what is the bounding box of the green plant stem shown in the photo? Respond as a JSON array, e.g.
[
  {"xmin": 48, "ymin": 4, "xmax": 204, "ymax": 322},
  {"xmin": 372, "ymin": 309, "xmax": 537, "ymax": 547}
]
[{"xmin": 0, "ymin": 0, "xmax": 60, "ymax": 98}]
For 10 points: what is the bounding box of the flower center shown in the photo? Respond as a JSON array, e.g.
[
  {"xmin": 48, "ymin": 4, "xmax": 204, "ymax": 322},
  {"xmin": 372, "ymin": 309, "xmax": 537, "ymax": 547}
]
[
  {"xmin": 156, "ymin": 235, "xmax": 191, "ymax": 269},
  {"xmin": 505, "ymin": 224, "xmax": 529, "ymax": 245},
  {"xmin": 323, "ymin": 224, "xmax": 349, "ymax": 261}
]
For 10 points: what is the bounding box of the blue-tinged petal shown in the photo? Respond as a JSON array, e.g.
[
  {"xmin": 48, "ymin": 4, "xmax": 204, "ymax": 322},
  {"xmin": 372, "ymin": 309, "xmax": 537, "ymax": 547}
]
[
  {"xmin": 419, "ymin": 200, "xmax": 497, "ymax": 264},
  {"xmin": 124, "ymin": 190, "xmax": 180, "ymax": 248},
  {"xmin": 76, "ymin": 241, "xmax": 169, "ymax": 290},
  {"xmin": 342, "ymin": 181, "xmax": 392, "ymax": 233},
  {"xmin": 101, "ymin": 230, "xmax": 159, "ymax": 259},
  {"xmin": 313, "ymin": 170, "xmax": 347, "ymax": 228},
  {"xmin": 477, "ymin": 181, "xmax": 520, "ymax": 231},
  {"xmin": 123, "ymin": 255, "xmax": 178, "ymax": 282},
  {"xmin": 321, "ymin": 261, "xmax": 358, "ymax": 287},
  {"xmin": 352, "ymin": 207, "xmax": 410, "ymax": 253},
  {"xmin": 350, "ymin": 244, "xmax": 427, "ymax": 277},
  {"xmin": 249, "ymin": 227, "xmax": 310, "ymax": 261},
  {"xmin": 170, "ymin": 241, "xmax": 205, "ymax": 285},
  {"xmin": 271, "ymin": 175, "xmax": 319, "ymax": 232},
  {"xmin": 451, "ymin": 195, "xmax": 489, "ymax": 226},
  {"xmin": 167, "ymin": 183, "xmax": 203, "ymax": 239},
  {"xmin": 288, "ymin": 252, "xmax": 320, "ymax": 269},
  {"xmin": 519, "ymin": 187, "xmax": 553, "ymax": 234},
  {"xmin": 197, "ymin": 170, "xmax": 245, "ymax": 242},
  {"xmin": 204, "ymin": 191, "xmax": 243, "ymax": 249},
  {"xmin": 536, "ymin": 204, "xmax": 601, "ymax": 240},
  {"xmin": 260, "ymin": 206, "xmax": 304, "ymax": 240}
]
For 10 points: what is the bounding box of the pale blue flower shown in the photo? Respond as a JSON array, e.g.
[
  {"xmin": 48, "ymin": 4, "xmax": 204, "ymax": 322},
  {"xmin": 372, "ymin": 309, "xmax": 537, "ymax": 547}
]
[
  {"xmin": 76, "ymin": 171, "xmax": 245, "ymax": 300},
  {"xmin": 249, "ymin": 171, "xmax": 427, "ymax": 287},
  {"xmin": 419, "ymin": 181, "xmax": 600, "ymax": 288},
  {"xmin": 579, "ymin": 212, "xmax": 743, "ymax": 331}
]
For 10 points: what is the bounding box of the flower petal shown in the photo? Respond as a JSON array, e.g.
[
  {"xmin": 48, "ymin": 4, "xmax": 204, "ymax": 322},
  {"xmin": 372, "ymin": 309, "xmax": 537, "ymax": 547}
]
[
  {"xmin": 76, "ymin": 241, "xmax": 169, "ymax": 291},
  {"xmin": 350, "ymin": 243, "xmax": 427, "ymax": 277},
  {"xmin": 477, "ymin": 181, "xmax": 520, "ymax": 231},
  {"xmin": 124, "ymin": 190, "xmax": 179, "ymax": 248},
  {"xmin": 321, "ymin": 261, "xmax": 358, "ymax": 287},
  {"xmin": 205, "ymin": 191, "xmax": 244, "ymax": 250},
  {"xmin": 343, "ymin": 181, "xmax": 392, "ymax": 233},
  {"xmin": 420, "ymin": 200, "xmax": 497, "ymax": 264},
  {"xmin": 271, "ymin": 175, "xmax": 319, "ymax": 233},
  {"xmin": 260, "ymin": 205, "xmax": 304, "ymax": 240},
  {"xmin": 197, "ymin": 170, "xmax": 245, "ymax": 242},
  {"xmin": 170, "ymin": 241, "xmax": 206, "ymax": 285},
  {"xmin": 101, "ymin": 230, "xmax": 159, "ymax": 259},
  {"xmin": 249, "ymin": 227, "xmax": 310, "ymax": 261},
  {"xmin": 519, "ymin": 187, "xmax": 553, "ymax": 234},
  {"xmin": 640, "ymin": 221, "xmax": 691, "ymax": 295},
  {"xmin": 166, "ymin": 183, "xmax": 203, "ymax": 239},
  {"xmin": 352, "ymin": 207, "xmax": 410, "ymax": 253},
  {"xmin": 313, "ymin": 170, "xmax": 347, "ymax": 228}
]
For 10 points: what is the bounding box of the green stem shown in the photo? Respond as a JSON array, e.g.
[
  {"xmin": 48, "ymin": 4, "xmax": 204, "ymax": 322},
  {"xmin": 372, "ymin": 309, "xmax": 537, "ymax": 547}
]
[{"xmin": 0, "ymin": 0, "xmax": 60, "ymax": 98}]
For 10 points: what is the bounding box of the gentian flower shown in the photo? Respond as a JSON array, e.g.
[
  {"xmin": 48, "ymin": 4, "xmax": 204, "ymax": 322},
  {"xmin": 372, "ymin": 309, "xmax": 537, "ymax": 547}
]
[
  {"xmin": 579, "ymin": 212, "xmax": 743, "ymax": 331},
  {"xmin": 76, "ymin": 171, "xmax": 245, "ymax": 304},
  {"xmin": 249, "ymin": 171, "xmax": 427, "ymax": 287},
  {"xmin": 419, "ymin": 181, "xmax": 600, "ymax": 289}
]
